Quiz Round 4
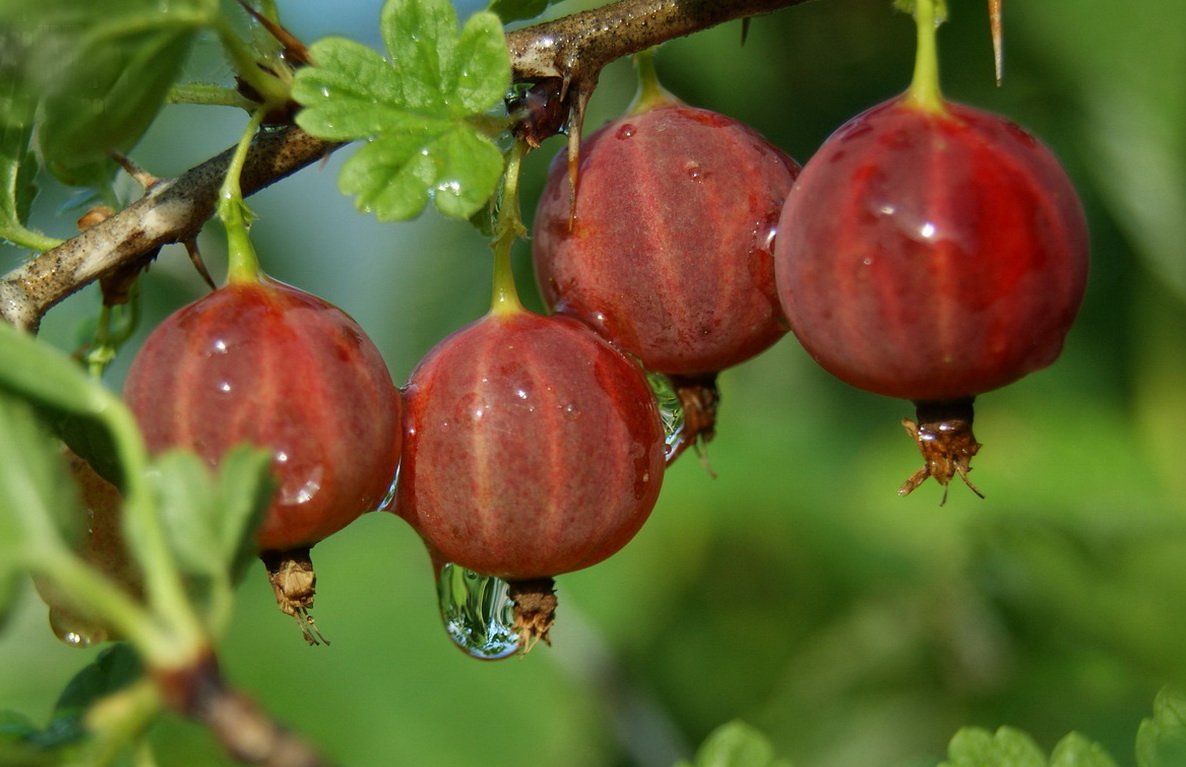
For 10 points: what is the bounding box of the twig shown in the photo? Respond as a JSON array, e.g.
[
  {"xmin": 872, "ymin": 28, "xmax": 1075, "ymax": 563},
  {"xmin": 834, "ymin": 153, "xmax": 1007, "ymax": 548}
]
[
  {"xmin": 154, "ymin": 653, "xmax": 334, "ymax": 767},
  {"xmin": 0, "ymin": 0, "xmax": 809, "ymax": 331}
]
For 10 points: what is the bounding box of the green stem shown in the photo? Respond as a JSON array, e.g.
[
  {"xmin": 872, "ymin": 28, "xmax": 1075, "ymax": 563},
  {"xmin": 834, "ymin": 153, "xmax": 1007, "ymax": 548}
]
[
  {"xmin": 214, "ymin": 17, "xmax": 290, "ymax": 110},
  {"xmin": 104, "ymin": 397, "xmax": 209, "ymax": 665},
  {"xmin": 905, "ymin": 0, "xmax": 947, "ymax": 114},
  {"xmin": 84, "ymin": 679, "xmax": 162, "ymax": 767},
  {"xmin": 628, "ymin": 49, "xmax": 678, "ymax": 115},
  {"xmin": 167, "ymin": 82, "xmax": 256, "ymax": 110},
  {"xmin": 2, "ymin": 225, "xmax": 64, "ymax": 254},
  {"xmin": 220, "ymin": 109, "xmax": 268, "ymax": 284},
  {"xmin": 35, "ymin": 548, "xmax": 186, "ymax": 666},
  {"xmin": 489, "ymin": 142, "xmax": 527, "ymax": 316}
]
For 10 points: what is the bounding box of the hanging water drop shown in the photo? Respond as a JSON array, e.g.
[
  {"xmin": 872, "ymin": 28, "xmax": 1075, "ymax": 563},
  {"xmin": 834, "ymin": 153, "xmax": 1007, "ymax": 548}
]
[
  {"xmin": 435, "ymin": 563, "xmax": 521, "ymax": 660},
  {"xmin": 645, "ymin": 371, "xmax": 687, "ymax": 463},
  {"xmin": 49, "ymin": 606, "xmax": 107, "ymax": 648}
]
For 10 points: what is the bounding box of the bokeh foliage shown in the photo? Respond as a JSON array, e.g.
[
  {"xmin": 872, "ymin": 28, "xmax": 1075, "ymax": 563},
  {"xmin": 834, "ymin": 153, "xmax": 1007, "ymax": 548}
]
[{"xmin": 2, "ymin": 0, "xmax": 1184, "ymax": 765}]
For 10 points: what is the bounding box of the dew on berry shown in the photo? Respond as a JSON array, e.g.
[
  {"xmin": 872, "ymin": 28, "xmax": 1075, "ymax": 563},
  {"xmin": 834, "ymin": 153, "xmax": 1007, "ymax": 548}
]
[
  {"xmin": 532, "ymin": 54, "xmax": 800, "ymax": 381},
  {"xmin": 772, "ymin": 0, "xmax": 1088, "ymax": 499}
]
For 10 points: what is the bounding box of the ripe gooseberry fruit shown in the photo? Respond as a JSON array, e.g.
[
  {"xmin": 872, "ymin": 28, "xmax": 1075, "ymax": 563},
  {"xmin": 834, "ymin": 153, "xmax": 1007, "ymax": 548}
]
[
  {"xmin": 124, "ymin": 275, "xmax": 401, "ymax": 638},
  {"xmin": 397, "ymin": 228, "xmax": 666, "ymax": 650},
  {"xmin": 773, "ymin": 1, "xmax": 1089, "ymax": 500},
  {"xmin": 532, "ymin": 53, "xmax": 800, "ymax": 459}
]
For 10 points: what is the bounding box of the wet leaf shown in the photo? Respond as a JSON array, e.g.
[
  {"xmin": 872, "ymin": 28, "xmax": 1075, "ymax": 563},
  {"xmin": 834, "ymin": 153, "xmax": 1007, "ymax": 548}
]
[{"xmin": 293, "ymin": 0, "xmax": 510, "ymax": 221}]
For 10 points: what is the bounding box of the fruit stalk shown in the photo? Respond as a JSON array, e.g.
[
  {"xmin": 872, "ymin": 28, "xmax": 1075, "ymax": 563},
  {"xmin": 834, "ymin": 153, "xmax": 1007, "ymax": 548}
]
[
  {"xmin": 904, "ymin": 0, "xmax": 946, "ymax": 114},
  {"xmin": 490, "ymin": 140, "xmax": 528, "ymax": 317},
  {"xmin": 220, "ymin": 108, "xmax": 269, "ymax": 285}
]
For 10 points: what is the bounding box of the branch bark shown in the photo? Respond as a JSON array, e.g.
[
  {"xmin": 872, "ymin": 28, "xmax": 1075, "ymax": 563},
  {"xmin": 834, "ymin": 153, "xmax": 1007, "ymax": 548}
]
[{"xmin": 0, "ymin": 0, "xmax": 808, "ymax": 331}]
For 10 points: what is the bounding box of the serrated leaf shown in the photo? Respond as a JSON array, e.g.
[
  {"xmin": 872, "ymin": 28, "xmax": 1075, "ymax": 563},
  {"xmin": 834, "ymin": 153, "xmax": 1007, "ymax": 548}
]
[
  {"xmin": 942, "ymin": 726, "xmax": 1047, "ymax": 767},
  {"xmin": 338, "ymin": 123, "xmax": 504, "ymax": 221},
  {"xmin": 381, "ymin": 0, "xmax": 457, "ymax": 110},
  {"xmin": 148, "ymin": 447, "xmax": 271, "ymax": 582},
  {"xmin": 446, "ymin": 11, "xmax": 512, "ymax": 114},
  {"xmin": 1049, "ymin": 733, "xmax": 1118, "ymax": 767},
  {"xmin": 680, "ymin": 721, "xmax": 793, "ymax": 767},
  {"xmin": 293, "ymin": 0, "xmax": 511, "ymax": 221},
  {"xmin": 1137, "ymin": 688, "xmax": 1186, "ymax": 767},
  {"xmin": 3, "ymin": 0, "xmax": 216, "ymax": 188}
]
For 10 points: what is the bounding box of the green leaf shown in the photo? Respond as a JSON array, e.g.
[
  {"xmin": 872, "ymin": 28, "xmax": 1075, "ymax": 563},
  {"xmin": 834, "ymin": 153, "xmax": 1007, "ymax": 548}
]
[
  {"xmin": 338, "ymin": 124, "xmax": 504, "ymax": 221},
  {"xmin": 293, "ymin": 0, "xmax": 511, "ymax": 221},
  {"xmin": 213, "ymin": 446, "xmax": 274, "ymax": 581},
  {"xmin": 53, "ymin": 644, "xmax": 143, "ymax": 718},
  {"xmin": 677, "ymin": 721, "xmax": 792, "ymax": 767},
  {"xmin": 0, "ymin": 710, "xmax": 51, "ymax": 767},
  {"xmin": 1049, "ymin": 733, "xmax": 1118, "ymax": 767},
  {"xmin": 488, "ymin": 0, "xmax": 558, "ymax": 24},
  {"xmin": 941, "ymin": 727, "xmax": 1047, "ymax": 767},
  {"xmin": 0, "ymin": 321, "xmax": 118, "ymax": 424},
  {"xmin": 1, "ymin": 0, "xmax": 216, "ymax": 188},
  {"xmin": 380, "ymin": 0, "xmax": 457, "ymax": 110},
  {"xmin": 148, "ymin": 446, "xmax": 271, "ymax": 582},
  {"xmin": 1137, "ymin": 688, "xmax": 1186, "ymax": 767},
  {"xmin": 0, "ymin": 390, "xmax": 83, "ymax": 630},
  {"xmin": 0, "ymin": 31, "xmax": 56, "ymax": 252}
]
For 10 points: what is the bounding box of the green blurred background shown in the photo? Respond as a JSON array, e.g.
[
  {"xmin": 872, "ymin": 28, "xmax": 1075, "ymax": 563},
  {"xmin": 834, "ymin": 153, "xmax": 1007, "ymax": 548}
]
[{"xmin": 3, "ymin": 0, "xmax": 1186, "ymax": 764}]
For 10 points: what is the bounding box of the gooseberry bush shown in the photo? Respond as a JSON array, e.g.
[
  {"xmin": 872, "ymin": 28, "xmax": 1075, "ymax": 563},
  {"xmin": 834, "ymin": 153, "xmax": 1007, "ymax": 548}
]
[{"xmin": 1, "ymin": 0, "xmax": 1182, "ymax": 765}]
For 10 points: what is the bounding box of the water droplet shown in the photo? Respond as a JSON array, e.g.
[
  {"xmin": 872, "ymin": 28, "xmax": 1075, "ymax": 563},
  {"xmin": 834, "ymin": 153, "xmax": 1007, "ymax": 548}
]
[
  {"xmin": 436, "ymin": 179, "xmax": 462, "ymax": 197},
  {"xmin": 436, "ymin": 563, "xmax": 521, "ymax": 660},
  {"xmin": 684, "ymin": 160, "xmax": 704, "ymax": 181},
  {"xmin": 615, "ymin": 123, "xmax": 636, "ymax": 140},
  {"xmin": 645, "ymin": 372, "xmax": 687, "ymax": 463},
  {"xmin": 377, "ymin": 461, "xmax": 400, "ymax": 512},
  {"xmin": 49, "ymin": 607, "xmax": 107, "ymax": 648},
  {"xmin": 561, "ymin": 402, "xmax": 581, "ymax": 421}
]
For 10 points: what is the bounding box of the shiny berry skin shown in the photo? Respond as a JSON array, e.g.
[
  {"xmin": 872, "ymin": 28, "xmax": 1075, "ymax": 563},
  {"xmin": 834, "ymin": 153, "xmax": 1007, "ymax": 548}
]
[
  {"xmin": 396, "ymin": 311, "xmax": 665, "ymax": 580},
  {"xmin": 774, "ymin": 96, "xmax": 1089, "ymax": 402},
  {"xmin": 124, "ymin": 277, "xmax": 401, "ymax": 551},
  {"xmin": 533, "ymin": 103, "xmax": 800, "ymax": 376}
]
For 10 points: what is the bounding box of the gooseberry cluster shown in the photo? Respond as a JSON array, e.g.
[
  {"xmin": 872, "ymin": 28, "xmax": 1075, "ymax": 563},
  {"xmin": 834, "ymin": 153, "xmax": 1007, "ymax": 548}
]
[{"xmin": 116, "ymin": 3, "xmax": 1087, "ymax": 656}]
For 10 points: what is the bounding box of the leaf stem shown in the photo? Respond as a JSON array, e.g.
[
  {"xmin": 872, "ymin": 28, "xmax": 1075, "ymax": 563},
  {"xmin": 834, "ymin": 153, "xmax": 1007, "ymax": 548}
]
[
  {"xmin": 220, "ymin": 109, "xmax": 268, "ymax": 285},
  {"xmin": 905, "ymin": 0, "xmax": 947, "ymax": 114}
]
